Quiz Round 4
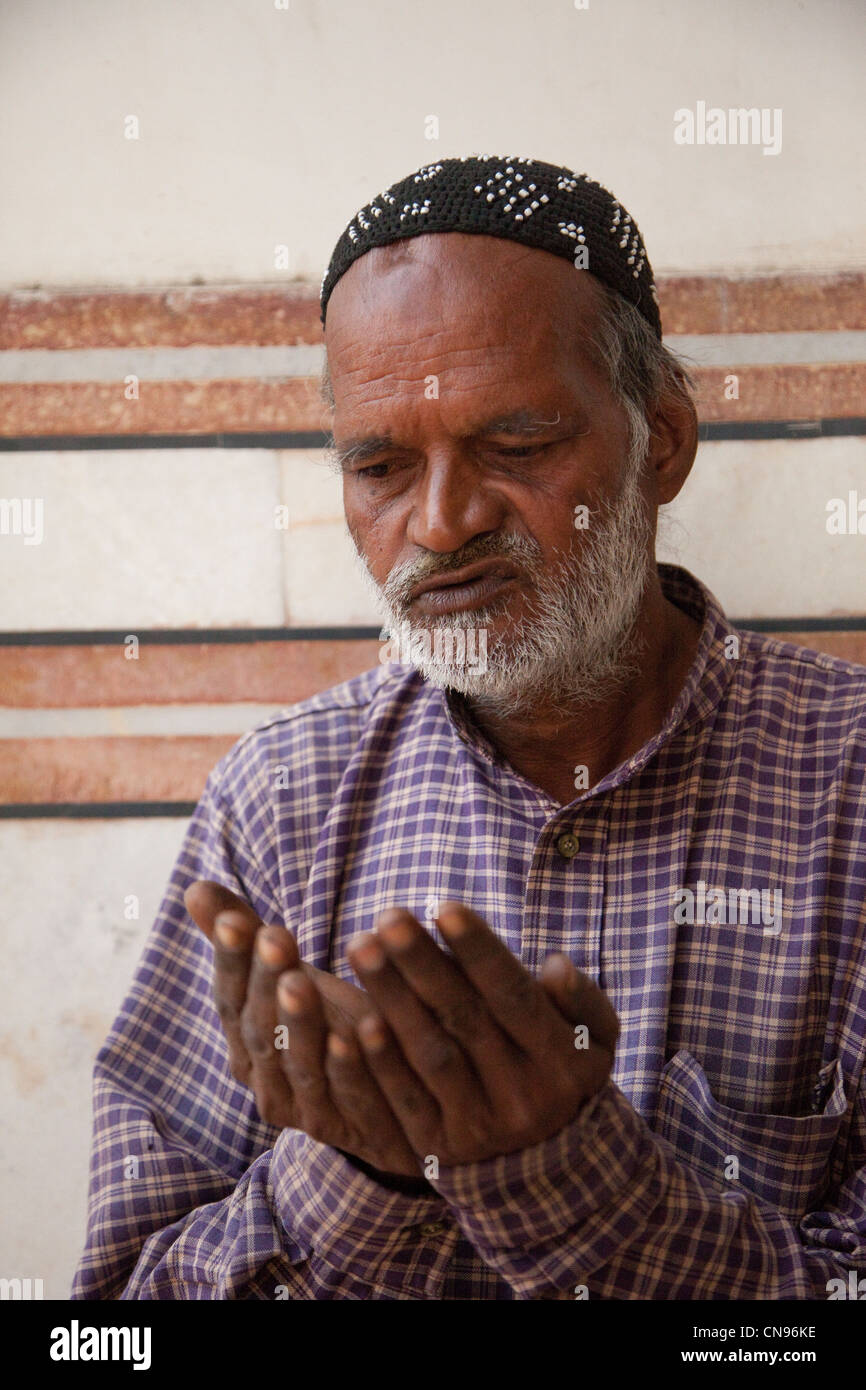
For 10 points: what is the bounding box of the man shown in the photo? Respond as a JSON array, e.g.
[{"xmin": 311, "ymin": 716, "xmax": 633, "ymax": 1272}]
[{"xmin": 73, "ymin": 156, "xmax": 866, "ymax": 1300}]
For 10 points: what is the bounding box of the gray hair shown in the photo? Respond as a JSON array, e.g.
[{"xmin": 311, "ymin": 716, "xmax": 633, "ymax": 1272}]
[
  {"xmin": 586, "ymin": 281, "xmax": 696, "ymax": 471},
  {"xmin": 319, "ymin": 280, "xmax": 696, "ymax": 470}
]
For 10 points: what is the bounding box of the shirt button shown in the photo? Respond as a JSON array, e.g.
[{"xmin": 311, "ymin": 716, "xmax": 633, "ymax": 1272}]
[
  {"xmin": 556, "ymin": 832, "xmax": 580, "ymax": 859},
  {"xmin": 418, "ymin": 1221, "xmax": 446, "ymax": 1237}
]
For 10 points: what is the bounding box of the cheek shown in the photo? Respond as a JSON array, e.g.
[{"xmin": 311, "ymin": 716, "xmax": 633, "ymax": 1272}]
[
  {"xmin": 343, "ymin": 487, "xmax": 407, "ymax": 583},
  {"xmin": 510, "ymin": 484, "xmax": 585, "ymax": 562}
]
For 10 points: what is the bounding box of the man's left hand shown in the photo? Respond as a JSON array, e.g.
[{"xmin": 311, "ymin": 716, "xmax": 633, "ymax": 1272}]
[{"xmin": 283, "ymin": 902, "xmax": 619, "ymax": 1170}]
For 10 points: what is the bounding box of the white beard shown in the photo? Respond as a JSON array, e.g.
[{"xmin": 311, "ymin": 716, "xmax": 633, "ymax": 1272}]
[{"xmin": 349, "ymin": 456, "xmax": 654, "ymax": 720}]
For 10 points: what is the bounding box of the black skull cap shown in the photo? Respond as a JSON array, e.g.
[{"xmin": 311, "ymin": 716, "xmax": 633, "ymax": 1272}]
[{"xmin": 320, "ymin": 154, "xmax": 661, "ymax": 338}]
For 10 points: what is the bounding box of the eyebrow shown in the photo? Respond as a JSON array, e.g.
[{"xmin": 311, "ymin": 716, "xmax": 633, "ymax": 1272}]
[
  {"xmin": 331, "ymin": 435, "xmax": 396, "ymax": 470},
  {"xmin": 332, "ymin": 409, "xmax": 575, "ymax": 471},
  {"xmin": 475, "ymin": 408, "xmax": 566, "ymax": 436}
]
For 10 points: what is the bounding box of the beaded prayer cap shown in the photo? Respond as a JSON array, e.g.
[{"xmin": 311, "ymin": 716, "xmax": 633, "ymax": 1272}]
[{"xmin": 320, "ymin": 154, "xmax": 661, "ymax": 338}]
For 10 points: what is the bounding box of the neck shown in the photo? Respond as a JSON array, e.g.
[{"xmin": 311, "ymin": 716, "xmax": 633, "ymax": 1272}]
[{"xmin": 463, "ymin": 577, "xmax": 702, "ymax": 806}]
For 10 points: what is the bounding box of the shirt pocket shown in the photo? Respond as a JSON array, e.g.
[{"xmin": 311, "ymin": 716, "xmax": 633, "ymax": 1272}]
[{"xmin": 654, "ymin": 1049, "xmax": 848, "ymax": 1221}]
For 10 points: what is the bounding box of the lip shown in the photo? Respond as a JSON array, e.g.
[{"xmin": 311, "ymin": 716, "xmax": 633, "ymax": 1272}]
[
  {"xmin": 410, "ymin": 560, "xmax": 518, "ymax": 601},
  {"xmin": 409, "ymin": 563, "xmax": 519, "ymax": 616}
]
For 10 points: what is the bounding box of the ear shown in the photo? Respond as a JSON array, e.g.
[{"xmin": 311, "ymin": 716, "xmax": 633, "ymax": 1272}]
[{"xmin": 645, "ymin": 374, "xmax": 698, "ymax": 505}]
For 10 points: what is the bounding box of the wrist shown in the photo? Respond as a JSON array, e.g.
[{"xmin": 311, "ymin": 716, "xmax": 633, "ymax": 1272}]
[{"xmin": 336, "ymin": 1148, "xmax": 434, "ymax": 1195}]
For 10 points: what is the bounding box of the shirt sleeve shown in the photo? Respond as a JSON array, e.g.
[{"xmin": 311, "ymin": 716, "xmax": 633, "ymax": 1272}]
[
  {"xmin": 427, "ymin": 1078, "xmax": 866, "ymax": 1299},
  {"xmin": 118, "ymin": 1132, "xmax": 453, "ymax": 1300},
  {"xmin": 71, "ymin": 757, "xmax": 449, "ymax": 1301}
]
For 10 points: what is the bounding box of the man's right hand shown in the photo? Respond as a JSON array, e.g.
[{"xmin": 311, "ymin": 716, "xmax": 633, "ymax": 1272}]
[
  {"xmin": 185, "ymin": 880, "xmax": 422, "ymax": 1174},
  {"xmin": 184, "ymin": 881, "xmax": 372, "ymax": 1084}
]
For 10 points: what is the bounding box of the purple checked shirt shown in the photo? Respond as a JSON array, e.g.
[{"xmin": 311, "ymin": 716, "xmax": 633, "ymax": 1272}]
[{"xmin": 72, "ymin": 564, "xmax": 866, "ymax": 1300}]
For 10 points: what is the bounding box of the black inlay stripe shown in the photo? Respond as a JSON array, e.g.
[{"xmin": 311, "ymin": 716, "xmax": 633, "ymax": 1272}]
[
  {"xmin": 698, "ymin": 419, "xmax": 866, "ymax": 440},
  {"xmin": 1, "ymin": 618, "xmax": 864, "ymax": 648},
  {"xmin": 0, "ymin": 627, "xmax": 383, "ymax": 646},
  {"xmin": 0, "ymin": 419, "xmax": 865, "ymax": 450},
  {"xmin": 731, "ymin": 617, "xmax": 866, "ymax": 632},
  {"xmin": 0, "ymin": 432, "xmax": 332, "ymax": 451},
  {"xmin": 0, "ymin": 802, "xmax": 197, "ymax": 819}
]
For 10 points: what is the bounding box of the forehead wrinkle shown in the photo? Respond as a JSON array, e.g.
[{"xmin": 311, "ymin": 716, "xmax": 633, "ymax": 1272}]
[
  {"xmin": 334, "ymin": 357, "xmax": 583, "ymax": 444},
  {"xmin": 330, "ymin": 340, "xmax": 521, "ymax": 422},
  {"xmin": 329, "ymin": 284, "xmax": 600, "ymax": 434}
]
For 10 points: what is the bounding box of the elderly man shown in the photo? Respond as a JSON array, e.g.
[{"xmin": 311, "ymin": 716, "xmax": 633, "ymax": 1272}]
[{"xmin": 73, "ymin": 156, "xmax": 866, "ymax": 1301}]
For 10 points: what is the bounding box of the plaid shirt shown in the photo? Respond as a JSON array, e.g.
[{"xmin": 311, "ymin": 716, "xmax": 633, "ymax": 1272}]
[{"xmin": 72, "ymin": 564, "xmax": 866, "ymax": 1300}]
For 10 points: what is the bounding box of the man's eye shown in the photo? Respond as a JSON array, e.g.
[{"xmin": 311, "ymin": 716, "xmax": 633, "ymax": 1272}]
[
  {"xmin": 356, "ymin": 462, "xmax": 391, "ymax": 479},
  {"xmin": 354, "ymin": 443, "xmax": 552, "ymax": 475},
  {"xmin": 491, "ymin": 442, "xmax": 551, "ymax": 460}
]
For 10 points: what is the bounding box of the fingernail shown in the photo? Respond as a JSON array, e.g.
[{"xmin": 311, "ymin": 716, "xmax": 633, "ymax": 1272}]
[
  {"xmin": 380, "ymin": 917, "xmax": 415, "ymax": 950},
  {"xmin": 278, "ymin": 983, "xmax": 305, "ymax": 1014},
  {"xmin": 215, "ymin": 918, "xmax": 246, "ymax": 949},
  {"xmin": 353, "ymin": 938, "xmax": 386, "ymax": 970},
  {"xmin": 358, "ymin": 1016, "xmax": 387, "ymax": 1051},
  {"xmin": 257, "ymin": 932, "xmax": 287, "ymax": 967},
  {"xmin": 327, "ymin": 1032, "xmax": 352, "ymax": 1059},
  {"xmin": 436, "ymin": 904, "xmax": 470, "ymax": 938}
]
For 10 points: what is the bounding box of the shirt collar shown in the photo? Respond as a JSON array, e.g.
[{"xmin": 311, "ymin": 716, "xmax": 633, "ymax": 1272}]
[{"xmin": 435, "ymin": 563, "xmax": 740, "ymax": 792}]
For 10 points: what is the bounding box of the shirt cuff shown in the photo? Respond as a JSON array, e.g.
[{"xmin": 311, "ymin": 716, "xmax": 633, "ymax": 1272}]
[
  {"xmin": 427, "ymin": 1080, "xmax": 663, "ymax": 1297},
  {"xmin": 271, "ymin": 1128, "xmax": 458, "ymax": 1299}
]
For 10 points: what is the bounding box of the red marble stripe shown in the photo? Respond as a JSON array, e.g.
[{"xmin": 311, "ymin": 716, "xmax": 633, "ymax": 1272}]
[
  {"xmin": 691, "ymin": 363, "xmax": 866, "ymax": 421},
  {"xmin": 1, "ymin": 274, "xmax": 863, "ymax": 350},
  {"xmin": 659, "ymin": 273, "xmax": 866, "ymax": 335},
  {"xmin": 0, "ymin": 378, "xmax": 328, "ymax": 436},
  {"xmin": 0, "ymin": 286, "xmax": 321, "ymax": 350},
  {"xmin": 0, "ymin": 735, "xmax": 236, "ymax": 802},
  {"xmin": 0, "ymin": 641, "xmax": 382, "ymax": 708},
  {"xmin": 1, "ymin": 364, "xmax": 862, "ymax": 436}
]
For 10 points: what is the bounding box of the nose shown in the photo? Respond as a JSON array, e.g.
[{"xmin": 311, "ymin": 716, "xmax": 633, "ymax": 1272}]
[{"xmin": 405, "ymin": 446, "xmax": 508, "ymax": 555}]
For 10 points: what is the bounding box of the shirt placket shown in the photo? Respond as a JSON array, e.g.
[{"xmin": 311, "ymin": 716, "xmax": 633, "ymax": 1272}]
[{"xmin": 521, "ymin": 797, "xmax": 610, "ymax": 979}]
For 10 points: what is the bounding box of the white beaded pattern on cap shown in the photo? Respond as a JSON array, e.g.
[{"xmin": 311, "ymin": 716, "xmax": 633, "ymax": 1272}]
[
  {"xmin": 609, "ymin": 200, "xmax": 647, "ymax": 278},
  {"xmin": 467, "ymin": 162, "xmax": 650, "ymax": 278},
  {"xmin": 472, "ymin": 167, "xmax": 549, "ymax": 222},
  {"xmin": 323, "ymin": 155, "xmax": 658, "ymax": 326}
]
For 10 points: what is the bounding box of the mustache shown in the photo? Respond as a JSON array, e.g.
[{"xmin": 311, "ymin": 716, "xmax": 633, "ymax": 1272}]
[{"xmin": 382, "ymin": 532, "xmax": 543, "ymax": 608}]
